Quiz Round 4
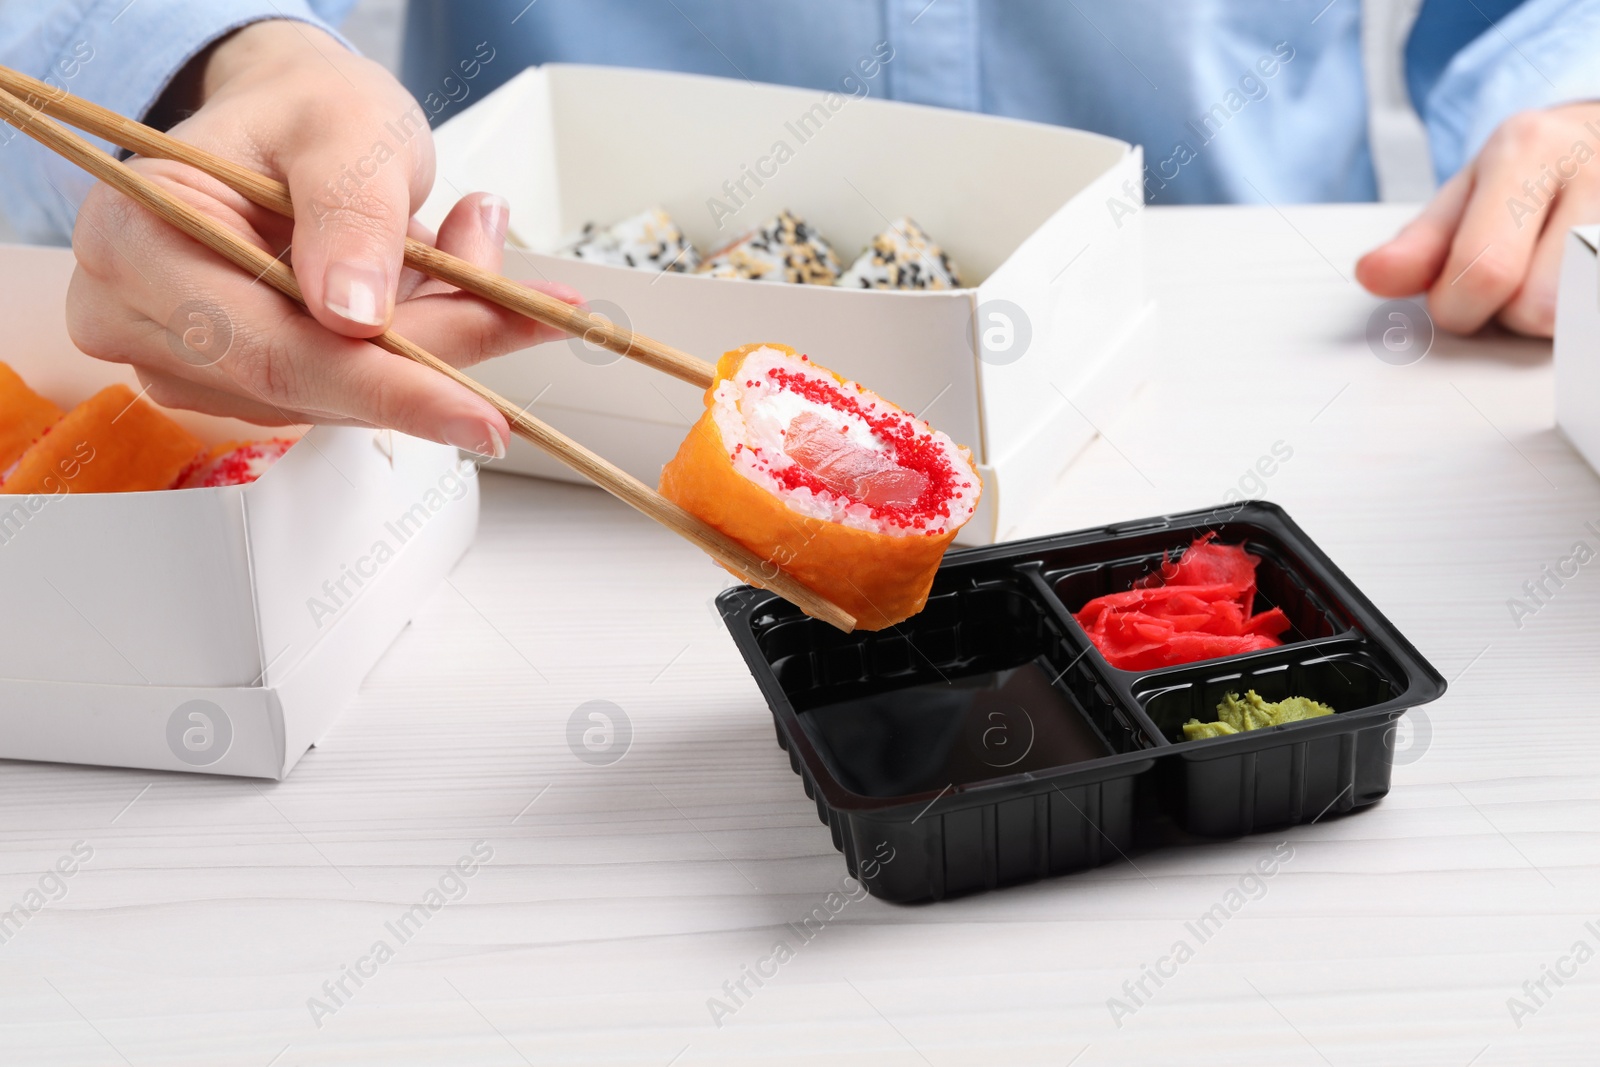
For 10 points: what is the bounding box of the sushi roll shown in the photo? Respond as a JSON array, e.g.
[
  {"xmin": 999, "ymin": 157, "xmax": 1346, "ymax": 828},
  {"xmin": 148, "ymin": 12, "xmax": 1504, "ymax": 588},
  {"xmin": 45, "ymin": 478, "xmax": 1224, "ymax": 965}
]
[
  {"xmin": 659, "ymin": 342, "xmax": 981, "ymax": 630},
  {"xmin": 0, "ymin": 384, "xmax": 202, "ymax": 494},
  {"xmin": 697, "ymin": 211, "xmax": 841, "ymax": 285},
  {"xmin": 557, "ymin": 208, "xmax": 700, "ymax": 273},
  {"xmin": 0, "ymin": 361, "xmax": 63, "ymax": 475},
  {"xmin": 175, "ymin": 437, "xmax": 297, "ymax": 489},
  {"xmin": 837, "ymin": 216, "xmax": 962, "ymax": 290}
]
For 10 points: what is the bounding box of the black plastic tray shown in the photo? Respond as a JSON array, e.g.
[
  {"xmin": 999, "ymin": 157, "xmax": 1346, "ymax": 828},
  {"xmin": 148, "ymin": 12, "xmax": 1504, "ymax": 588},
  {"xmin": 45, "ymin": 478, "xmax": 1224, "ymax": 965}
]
[{"xmin": 716, "ymin": 502, "xmax": 1446, "ymax": 903}]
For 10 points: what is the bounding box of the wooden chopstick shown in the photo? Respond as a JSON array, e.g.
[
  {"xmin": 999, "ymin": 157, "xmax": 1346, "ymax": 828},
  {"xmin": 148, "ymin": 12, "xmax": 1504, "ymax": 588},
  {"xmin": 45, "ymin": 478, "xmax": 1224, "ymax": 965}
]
[
  {"xmin": 0, "ymin": 66, "xmax": 716, "ymax": 390},
  {"xmin": 0, "ymin": 83, "xmax": 856, "ymax": 633}
]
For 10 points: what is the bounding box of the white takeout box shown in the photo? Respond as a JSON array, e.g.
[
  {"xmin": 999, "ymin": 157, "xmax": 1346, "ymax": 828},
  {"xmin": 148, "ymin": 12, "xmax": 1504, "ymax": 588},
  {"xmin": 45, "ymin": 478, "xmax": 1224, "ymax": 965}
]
[
  {"xmin": 0, "ymin": 245, "xmax": 478, "ymax": 779},
  {"xmin": 419, "ymin": 65, "xmax": 1156, "ymax": 544},
  {"xmin": 1556, "ymin": 226, "xmax": 1600, "ymax": 472}
]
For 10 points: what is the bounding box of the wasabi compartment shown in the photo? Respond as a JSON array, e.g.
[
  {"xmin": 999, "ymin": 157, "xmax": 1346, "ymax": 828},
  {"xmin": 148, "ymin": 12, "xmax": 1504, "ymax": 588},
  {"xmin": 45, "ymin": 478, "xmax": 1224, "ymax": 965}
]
[{"xmin": 1137, "ymin": 646, "xmax": 1401, "ymax": 744}]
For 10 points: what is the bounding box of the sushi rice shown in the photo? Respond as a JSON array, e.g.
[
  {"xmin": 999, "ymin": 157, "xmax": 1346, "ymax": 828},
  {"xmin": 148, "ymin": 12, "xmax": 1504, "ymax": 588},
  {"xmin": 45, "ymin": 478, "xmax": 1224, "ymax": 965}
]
[{"xmin": 558, "ymin": 207, "xmax": 700, "ymax": 272}]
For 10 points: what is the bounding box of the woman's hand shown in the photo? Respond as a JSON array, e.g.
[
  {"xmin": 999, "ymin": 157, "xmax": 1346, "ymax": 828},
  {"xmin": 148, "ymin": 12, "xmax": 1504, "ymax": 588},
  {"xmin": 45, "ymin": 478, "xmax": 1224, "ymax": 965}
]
[
  {"xmin": 1357, "ymin": 102, "xmax": 1600, "ymax": 339},
  {"xmin": 65, "ymin": 20, "xmax": 578, "ymax": 456}
]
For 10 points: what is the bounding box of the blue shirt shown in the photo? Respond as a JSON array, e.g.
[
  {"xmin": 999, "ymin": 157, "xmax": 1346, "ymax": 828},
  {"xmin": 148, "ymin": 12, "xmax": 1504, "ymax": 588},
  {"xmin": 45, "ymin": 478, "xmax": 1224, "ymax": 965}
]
[{"xmin": 4, "ymin": 0, "xmax": 1599, "ymax": 244}]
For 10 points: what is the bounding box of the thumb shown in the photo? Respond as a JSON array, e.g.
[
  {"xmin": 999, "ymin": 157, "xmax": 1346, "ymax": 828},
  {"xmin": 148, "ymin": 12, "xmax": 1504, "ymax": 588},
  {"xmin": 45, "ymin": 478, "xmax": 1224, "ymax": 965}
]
[{"xmin": 287, "ymin": 130, "xmax": 428, "ymax": 336}]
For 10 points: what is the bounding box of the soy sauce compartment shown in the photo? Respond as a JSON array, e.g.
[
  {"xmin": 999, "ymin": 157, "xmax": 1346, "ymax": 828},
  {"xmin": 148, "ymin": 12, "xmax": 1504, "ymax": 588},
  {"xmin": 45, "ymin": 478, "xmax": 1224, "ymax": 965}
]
[
  {"xmin": 1133, "ymin": 642, "xmax": 1404, "ymax": 745},
  {"xmin": 754, "ymin": 578, "xmax": 1051, "ymax": 710},
  {"xmin": 1039, "ymin": 519, "xmax": 1354, "ymax": 671},
  {"xmin": 752, "ymin": 576, "xmax": 1159, "ymax": 802},
  {"xmin": 797, "ymin": 659, "xmax": 1115, "ymax": 799},
  {"xmin": 728, "ymin": 575, "xmax": 1164, "ymax": 901}
]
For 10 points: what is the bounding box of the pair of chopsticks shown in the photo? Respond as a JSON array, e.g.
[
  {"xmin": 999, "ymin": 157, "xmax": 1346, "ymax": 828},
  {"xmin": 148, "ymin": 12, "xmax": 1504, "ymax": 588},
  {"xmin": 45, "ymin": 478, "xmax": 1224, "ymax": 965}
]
[{"xmin": 0, "ymin": 65, "xmax": 856, "ymax": 632}]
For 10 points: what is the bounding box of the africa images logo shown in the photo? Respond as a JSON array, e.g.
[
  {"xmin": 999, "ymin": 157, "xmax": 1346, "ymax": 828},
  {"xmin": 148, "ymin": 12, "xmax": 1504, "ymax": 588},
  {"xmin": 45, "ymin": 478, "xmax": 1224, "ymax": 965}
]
[
  {"xmin": 567, "ymin": 699, "xmax": 632, "ymax": 767},
  {"xmin": 165, "ymin": 700, "xmax": 233, "ymax": 768}
]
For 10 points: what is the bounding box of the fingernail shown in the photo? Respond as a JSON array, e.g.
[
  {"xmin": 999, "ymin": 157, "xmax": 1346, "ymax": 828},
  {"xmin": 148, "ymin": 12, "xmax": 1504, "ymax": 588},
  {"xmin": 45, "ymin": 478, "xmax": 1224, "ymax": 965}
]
[
  {"xmin": 324, "ymin": 260, "xmax": 388, "ymax": 326},
  {"xmin": 479, "ymin": 195, "xmax": 509, "ymax": 240},
  {"xmin": 441, "ymin": 417, "xmax": 506, "ymax": 460}
]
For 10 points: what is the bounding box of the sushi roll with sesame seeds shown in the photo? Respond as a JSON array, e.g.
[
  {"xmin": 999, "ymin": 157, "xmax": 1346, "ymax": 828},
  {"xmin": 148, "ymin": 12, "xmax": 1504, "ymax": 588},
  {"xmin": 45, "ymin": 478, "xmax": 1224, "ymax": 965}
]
[
  {"xmin": 837, "ymin": 217, "xmax": 961, "ymax": 290},
  {"xmin": 558, "ymin": 208, "xmax": 700, "ymax": 273},
  {"xmin": 659, "ymin": 343, "xmax": 982, "ymax": 630},
  {"xmin": 696, "ymin": 211, "xmax": 841, "ymax": 285}
]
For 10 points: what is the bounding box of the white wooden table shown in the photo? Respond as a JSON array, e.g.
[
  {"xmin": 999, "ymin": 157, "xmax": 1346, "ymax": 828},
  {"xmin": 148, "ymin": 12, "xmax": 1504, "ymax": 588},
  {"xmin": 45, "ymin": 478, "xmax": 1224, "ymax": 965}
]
[{"xmin": 4, "ymin": 204, "xmax": 1595, "ymax": 1066}]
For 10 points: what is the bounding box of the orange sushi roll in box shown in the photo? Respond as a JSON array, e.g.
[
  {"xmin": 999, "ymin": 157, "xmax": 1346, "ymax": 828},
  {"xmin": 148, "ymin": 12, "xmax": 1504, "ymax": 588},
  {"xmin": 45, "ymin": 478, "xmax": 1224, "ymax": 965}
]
[
  {"xmin": 660, "ymin": 343, "xmax": 982, "ymax": 630},
  {"xmin": 1, "ymin": 384, "xmax": 202, "ymax": 494},
  {"xmin": 0, "ymin": 360, "xmax": 63, "ymax": 475}
]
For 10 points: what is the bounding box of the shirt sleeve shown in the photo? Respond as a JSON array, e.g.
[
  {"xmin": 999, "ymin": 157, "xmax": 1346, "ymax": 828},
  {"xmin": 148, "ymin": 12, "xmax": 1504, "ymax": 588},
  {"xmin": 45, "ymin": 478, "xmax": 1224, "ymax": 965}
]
[
  {"xmin": 1423, "ymin": 0, "xmax": 1600, "ymax": 182},
  {"xmin": 0, "ymin": 0, "xmax": 357, "ymax": 245}
]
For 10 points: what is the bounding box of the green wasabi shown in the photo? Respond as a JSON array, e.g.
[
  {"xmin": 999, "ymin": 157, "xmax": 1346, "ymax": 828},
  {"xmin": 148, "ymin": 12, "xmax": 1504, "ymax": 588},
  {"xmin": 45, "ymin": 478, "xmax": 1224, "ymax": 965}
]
[{"xmin": 1182, "ymin": 689, "xmax": 1334, "ymax": 741}]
